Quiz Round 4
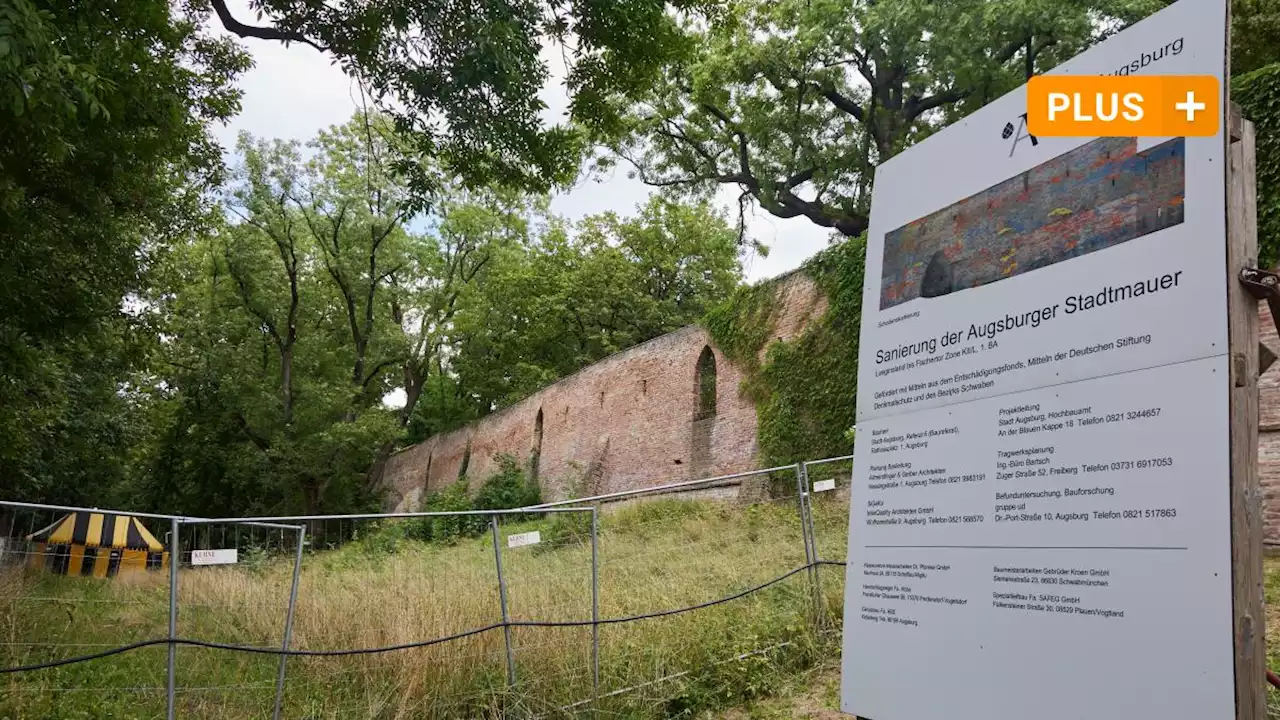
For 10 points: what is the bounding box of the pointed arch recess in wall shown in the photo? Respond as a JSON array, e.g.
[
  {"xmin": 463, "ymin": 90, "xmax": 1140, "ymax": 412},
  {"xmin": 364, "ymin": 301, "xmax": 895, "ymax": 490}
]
[
  {"xmin": 458, "ymin": 439, "xmax": 472, "ymax": 480},
  {"xmin": 695, "ymin": 346, "xmax": 717, "ymax": 421},
  {"xmin": 531, "ymin": 408, "xmax": 544, "ymax": 480}
]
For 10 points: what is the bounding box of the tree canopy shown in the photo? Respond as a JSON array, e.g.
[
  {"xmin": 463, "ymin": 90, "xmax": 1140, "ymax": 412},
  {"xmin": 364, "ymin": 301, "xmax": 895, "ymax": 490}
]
[
  {"xmin": 131, "ymin": 113, "xmax": 746, "ymax": 514},
  {"xmin": 202, "ymin": 0, "xmax": 712, "ymax": 196},
  {"xmin": 0, "ymin": 0, "xmax": 248, "ymax": 504},
  {"xmin": 4, "ymin": 0, "xmax": 1278, "ymax": 518},
  {"xmin": 602, "ymin": 0, "xmax": 1280, "ymax": 238}
]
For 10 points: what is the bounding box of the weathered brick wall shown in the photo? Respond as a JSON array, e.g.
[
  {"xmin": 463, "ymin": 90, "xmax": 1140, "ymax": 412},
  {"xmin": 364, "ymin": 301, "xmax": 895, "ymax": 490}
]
[
  {"xmin": 1259, "ymin": 303, "xmax": 1280, "ymax": 544},
  {"xmin": 385, "ymin": 271, "xmax": 1280, "ymax": 543},
  {"xmin": 382, "ymin": 272, "xmax": 828, "ymax": 511}
]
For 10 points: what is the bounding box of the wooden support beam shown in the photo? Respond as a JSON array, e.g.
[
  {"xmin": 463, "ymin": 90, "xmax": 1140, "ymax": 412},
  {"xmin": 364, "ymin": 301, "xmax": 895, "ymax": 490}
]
[{"xmin": 1228, "ymin": 102, "xmax": 1265, "ymax": 720}]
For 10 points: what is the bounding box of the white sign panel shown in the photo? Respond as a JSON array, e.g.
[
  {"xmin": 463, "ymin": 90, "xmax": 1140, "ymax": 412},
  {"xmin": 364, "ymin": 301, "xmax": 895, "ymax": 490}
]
[
  {"xmin": 507, "ymin": 530, "xmax": 541, "ymax": 549},
  {"xmin": 840, "ymin": 0, "xmax": 1233, "ymax": 718},
  {"xmin": 854, "ymin": 1, "xmax": 1226, "ymax": 425},
  {"xmin": 191, "ymin": 549, "xmax": 238, "ymax": 566},
  {"xmin": 813, "ymin": 479, "xmax": 837, "ymax": 493}
]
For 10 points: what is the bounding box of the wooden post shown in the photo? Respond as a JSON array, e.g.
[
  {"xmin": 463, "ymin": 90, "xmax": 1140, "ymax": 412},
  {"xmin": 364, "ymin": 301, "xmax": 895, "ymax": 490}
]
[{"xmin": 1227, "ymin": 103, "xmax": 1265, "ymax": 720}]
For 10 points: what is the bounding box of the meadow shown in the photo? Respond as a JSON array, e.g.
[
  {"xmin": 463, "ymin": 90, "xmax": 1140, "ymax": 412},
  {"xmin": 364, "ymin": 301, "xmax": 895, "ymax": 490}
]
[
  {"xmin": 11, "ymin": 484, "xmax": 1277, "ymax": 720},
  {"xmin": 0, "ymin": 489, "xmax": 853, "ymax": 719}
]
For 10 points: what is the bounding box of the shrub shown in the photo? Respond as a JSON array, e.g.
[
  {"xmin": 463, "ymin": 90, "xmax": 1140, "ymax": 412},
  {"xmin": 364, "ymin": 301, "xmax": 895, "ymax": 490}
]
[
  {"xmin": 414, "ymin": 480, "xmax": 486, "ymax": 543},
  {"xmin": 473, "ymin": 453, "xmax": 541, "ymax": 513},
  {"xmin": 408, "ymin": 454, "xmax": 543, "ymax": 544}
]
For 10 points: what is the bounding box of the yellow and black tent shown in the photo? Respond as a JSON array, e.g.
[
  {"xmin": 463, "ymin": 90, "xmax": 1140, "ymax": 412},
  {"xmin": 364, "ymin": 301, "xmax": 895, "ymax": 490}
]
[{"xmin": 26, "ymin": 512, "xmax": 168, "ymax": 578}]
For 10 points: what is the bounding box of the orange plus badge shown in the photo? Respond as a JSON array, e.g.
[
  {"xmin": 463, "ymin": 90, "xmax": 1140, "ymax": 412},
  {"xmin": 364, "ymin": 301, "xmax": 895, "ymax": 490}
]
[{"xmin": 1026, "ymin": 75, "xmax": 1220, "ymax": 137}]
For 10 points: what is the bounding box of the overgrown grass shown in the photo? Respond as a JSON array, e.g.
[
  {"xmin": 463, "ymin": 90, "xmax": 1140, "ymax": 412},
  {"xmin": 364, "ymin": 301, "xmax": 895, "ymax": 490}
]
[{"xmin": 0, "ymin": 492, "xmax": 851, "ymax": 719}]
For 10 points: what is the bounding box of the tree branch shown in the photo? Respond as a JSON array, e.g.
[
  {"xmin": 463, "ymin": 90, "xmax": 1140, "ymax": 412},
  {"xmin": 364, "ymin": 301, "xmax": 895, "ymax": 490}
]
[
  {"xmin": 815, "ymin": 86, "xmax": 864, "ymax": 121},
  {"xmin": 208, "ymin": 0, "xmax": 327, "ymax": 52},
  {"xmin": 361, "ymin": 358, "xmax": 402, "ymax": 389},
  {"xmin": 235, "ymin": 412, "xmax": 272, "ymax": 452},
  {"xmin": 903, "ymin": 88, "xmax": 969, "ymax": 122},
  {"xmin": 783, "ymin": 167, "xmax": 817, "ymax": 189}
]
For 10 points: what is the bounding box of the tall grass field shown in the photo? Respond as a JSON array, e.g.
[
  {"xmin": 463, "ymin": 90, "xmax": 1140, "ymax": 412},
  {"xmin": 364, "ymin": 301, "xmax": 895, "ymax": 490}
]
[{"xmin": 0, "ymin": 492, "xmax": 853, "ymax": 719}]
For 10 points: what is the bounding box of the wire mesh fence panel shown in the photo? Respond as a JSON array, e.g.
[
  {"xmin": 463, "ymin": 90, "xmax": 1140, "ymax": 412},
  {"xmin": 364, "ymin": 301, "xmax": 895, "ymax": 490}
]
[
  {"xmin": 804, "ymin": 456, "xmax": 854, "ymax": 627},
  {"xmin": 169, "ymin": 520, "xmax": 302, "ymax": 718},
  {"xmin": 272, "ymin": 515, "xmax": 508, "ymax": 719},
  {"xmin": 493, "ymin": 510, "xmax": 596, "ymax": 715},
  {"xmin": 1, "ymin": 457, "xmax": 861, "ymax": 719},
  {"xmin": 586, "ymin": 466, "xmax": 818, "ymax": 715},
  {"xmin": 0, "ymin": 505, "xmax": 174, "ymax": 719}
]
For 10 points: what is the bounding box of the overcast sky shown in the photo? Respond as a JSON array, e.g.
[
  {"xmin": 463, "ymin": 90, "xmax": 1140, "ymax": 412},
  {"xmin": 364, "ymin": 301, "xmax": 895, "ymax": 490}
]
[{"xmin": 208, "ymin": 9, "xmax": 834, "ymax": 282}]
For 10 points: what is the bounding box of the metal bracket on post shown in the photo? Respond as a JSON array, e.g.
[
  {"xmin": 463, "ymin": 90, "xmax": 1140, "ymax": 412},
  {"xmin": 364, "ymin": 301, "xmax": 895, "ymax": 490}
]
[{"xmin": 1238, "ymin": 267, "xmax": 1280, "ymax": 376}]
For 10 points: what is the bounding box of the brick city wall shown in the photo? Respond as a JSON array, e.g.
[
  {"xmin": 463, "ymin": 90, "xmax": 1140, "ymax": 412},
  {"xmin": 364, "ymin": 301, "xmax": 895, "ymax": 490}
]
[
  {"xmin": 385, "ymin": 268, "xmax": 1280, "ymax": 541},
  {"xmin": 382, "ymin": 271, "xmax": 828, "ymax": 511},
  {"xmin": 1259, "ymin": 303, "xmax": 1280, "ymax": 544}
]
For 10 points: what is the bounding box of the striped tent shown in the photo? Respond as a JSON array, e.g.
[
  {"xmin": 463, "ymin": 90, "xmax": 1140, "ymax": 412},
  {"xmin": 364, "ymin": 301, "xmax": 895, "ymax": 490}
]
[{"xmin": 26, "ymin": 512, "xmax": 168, "ymax": 578}]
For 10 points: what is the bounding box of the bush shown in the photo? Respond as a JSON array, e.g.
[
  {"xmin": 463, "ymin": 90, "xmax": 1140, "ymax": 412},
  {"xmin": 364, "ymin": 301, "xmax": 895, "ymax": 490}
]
[
  {"xmin": 473, "ymin": 454, "xmax": 541, "ymax": 513},
  {"xmin": 540, "ymin": 510, "xmax": 593, "ymax": 550},
  {"xmin": 413, "ymin": 481, "xmax": 486, "ymax": 543},
  {"xmin": 408, "ymin": 454, "xmax": 543, "ymax": 544}
]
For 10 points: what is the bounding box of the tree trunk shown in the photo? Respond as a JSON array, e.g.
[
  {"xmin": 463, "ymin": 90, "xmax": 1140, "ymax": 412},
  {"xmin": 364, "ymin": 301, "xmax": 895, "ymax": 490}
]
[
  {"xmin": 280, "ymin": 345, "xmax": 294, "ymax": 426},
  {"xmin": 363, "ymin": 360, "xmax": 426, "ymax": 493},
  {"xmin": 301, "ymin": 477, "xmax": 323, "ymax": 515}
]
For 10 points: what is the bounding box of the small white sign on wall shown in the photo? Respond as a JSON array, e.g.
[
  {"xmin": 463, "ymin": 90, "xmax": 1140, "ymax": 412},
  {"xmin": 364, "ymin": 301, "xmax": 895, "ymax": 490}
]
[
  {"xmin": 507, "ymin": 531, "xmax": 541, "ymax": 549},
  {"xmin": 812, "ymin": 479, "xmax": 837, "ymax": 493},
  {"xmin": 191, "ymin": 549, "xmax": 238, "ymax": 566}
]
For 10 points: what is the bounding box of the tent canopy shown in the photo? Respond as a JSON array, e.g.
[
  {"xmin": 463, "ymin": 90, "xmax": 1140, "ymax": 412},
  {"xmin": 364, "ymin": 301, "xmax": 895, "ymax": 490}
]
[{"xmin": 27, "ymin": 512, "xmax": 163, "ymax": 552}]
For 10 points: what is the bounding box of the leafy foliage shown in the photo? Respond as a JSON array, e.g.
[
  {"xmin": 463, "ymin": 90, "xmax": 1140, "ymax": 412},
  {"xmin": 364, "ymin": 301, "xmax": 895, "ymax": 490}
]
[
  {"xmin": 429, "ymin": 195, "xmax": 744, "ymax": 422},
  {"xmin": 1234, "ymin": 63, "xmax": 1280, "ymax": 267},
  {"xmin": 0, "ymin": 0, "xmax": 248, "ymax": 504},
  {"xmin": 1231, "ymin": 0, "xmax": 1280, "ymax": 77},
  {"xmin": 701, "ymin": 282, "xmax": 779, "ymax": 373},
  {"xmin": 406, "ymin": 454, "xmax": 542, "ymax": 543},
  {"xmin": 202, "ymin": 0, "xmax": 712, "ymax": 197},
  {"xmin": 606, "ymin": 0, "xmax": 1161, "ymax": 237},
  {"xmin": 704, "ymin": 236, "xmax": 865, "ymax": 465},
  {"xmin": 473, "ymin": 454, "xmax": 543, "ymax": 512}
]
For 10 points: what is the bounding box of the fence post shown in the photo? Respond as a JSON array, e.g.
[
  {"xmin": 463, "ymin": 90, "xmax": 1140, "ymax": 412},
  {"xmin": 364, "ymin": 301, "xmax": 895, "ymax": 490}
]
[
  {"xmin": 590, "ymin": 506, "xmax": 601, "ymax": 710},
  {"xmin": 166, "ymin": 517, "xmax": 180, "ymax": 720},
  {"xmin": 272, "ymin": 525, "xmax": 306, "ymax": 720},
  {"xmin": 490, "ymin": 516, "xmax": 516, "ymax": 688},
  {"xmin": 795, "ymin": 462, "xmax": 822, "ymax": 630}
]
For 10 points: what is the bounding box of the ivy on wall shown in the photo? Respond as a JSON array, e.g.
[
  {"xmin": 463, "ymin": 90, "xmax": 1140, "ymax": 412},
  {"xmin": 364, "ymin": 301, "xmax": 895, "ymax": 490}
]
[
  {"xmin": 1234, "ymin": 62, "xmax": 1280, "ymax": 267},
  {"xmin": 703, "ymin": 235, "xmax": 866, "ymax": 465},
  {"xmin": 701, "ymin": 281, "xmax": 780, "ymax": 374}
]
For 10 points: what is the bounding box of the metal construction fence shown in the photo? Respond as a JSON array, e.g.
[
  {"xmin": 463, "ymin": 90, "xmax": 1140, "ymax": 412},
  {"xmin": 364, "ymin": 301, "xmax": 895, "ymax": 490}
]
[{"xmin": 0, "ymin": 455, "xmax": 855, "ymax": 719}]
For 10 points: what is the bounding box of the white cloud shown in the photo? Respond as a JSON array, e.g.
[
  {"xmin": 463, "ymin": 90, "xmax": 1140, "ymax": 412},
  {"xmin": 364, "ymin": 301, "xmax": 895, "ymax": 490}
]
[{"xmin": 212, "ymin": 8, "xmax": 834, "ymax": 281}]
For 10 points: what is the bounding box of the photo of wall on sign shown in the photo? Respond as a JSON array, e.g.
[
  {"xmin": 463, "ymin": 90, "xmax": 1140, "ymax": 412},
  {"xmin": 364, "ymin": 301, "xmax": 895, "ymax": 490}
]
[{"xmin": 879, "ymin": 136, "xmax": 1185, "ymax": 310}]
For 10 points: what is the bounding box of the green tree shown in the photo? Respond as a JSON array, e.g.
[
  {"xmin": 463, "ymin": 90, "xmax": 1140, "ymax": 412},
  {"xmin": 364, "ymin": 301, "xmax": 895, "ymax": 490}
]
[
  {"xmin": 0, "ymin": 0, "xmax": 248, "ymax": 503},
  {"xmin": 606, "ymin": 0, "xmax": 1161, "ymax": 238},
  {"xmin": 201, "ymin": 0, "xmax": 713, "ymax": 195},
  {"xmin": 144, "ymin": 116, "xmax": 414, "ymax": 514},
  {"xmin": 1228, "ymin": 0, "xmax": 1280, "ymax": 76},
  {"xmin": 441, "ymin": 196, "xmax": 744, "ymax": 416}
]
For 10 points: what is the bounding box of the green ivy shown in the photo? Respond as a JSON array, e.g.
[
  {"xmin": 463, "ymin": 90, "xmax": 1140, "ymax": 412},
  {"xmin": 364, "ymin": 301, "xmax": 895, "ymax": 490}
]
[
  {"xmin": 1234, "ymin": 62, "xmax": 1280, "ymax": 267},
  {"xmin": 703, "ymin": 235, "xmax": 866, "ymax": 465},
  {"xmin": 701, "ymin": 281, "xmax": 779, "ymax": 373}
]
